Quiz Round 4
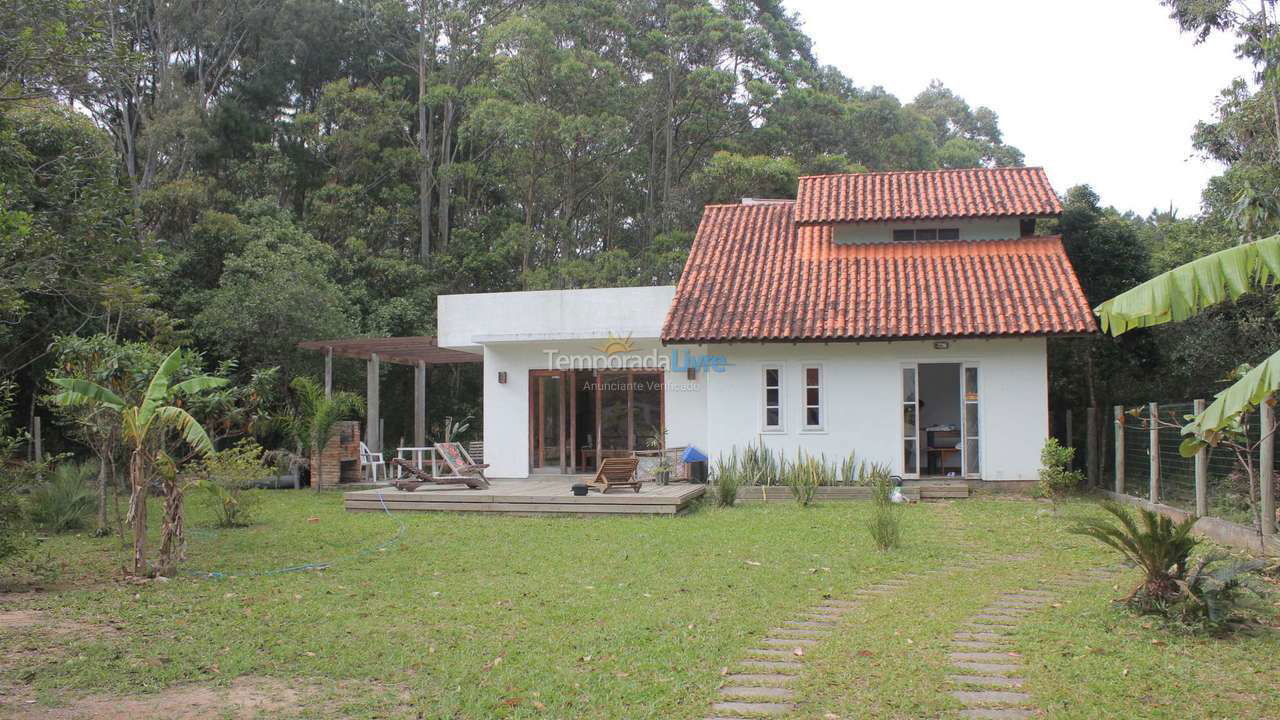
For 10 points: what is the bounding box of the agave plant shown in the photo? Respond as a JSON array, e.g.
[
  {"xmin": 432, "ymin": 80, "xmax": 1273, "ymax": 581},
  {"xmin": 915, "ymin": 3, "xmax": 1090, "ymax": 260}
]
[{"xmin": 1070, "ymin": 501, "xmax": 1199, "ymax": 603}]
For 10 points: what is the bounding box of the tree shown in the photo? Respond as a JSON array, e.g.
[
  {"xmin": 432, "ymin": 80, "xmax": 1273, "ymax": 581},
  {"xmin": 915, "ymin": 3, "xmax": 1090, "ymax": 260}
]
[
  {"xmin": 50, "ymin": 348, "xmax": 225, "ymax": 576},
  {"xmin": 1165, "ymin": 0, "xmax": 1280, "ymax": 163}
]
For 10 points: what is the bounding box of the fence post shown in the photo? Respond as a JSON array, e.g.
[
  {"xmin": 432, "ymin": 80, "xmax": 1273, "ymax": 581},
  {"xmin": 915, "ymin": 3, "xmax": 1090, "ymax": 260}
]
[
  {"xmin": 1114, "ymin": 405, "xmax": 1125, "ymax": 494},
  {"xmin": 1086, "ymin": 406, "xmax": 1098, "ymax": 487},
  {"xmin": 1261, "ymin": 401, "xmax": 1275, "ymax": 537},
  {"xmin": 1149, "ymin": 402, "xmax": 1160, "ymax": 504},
  {"xmin": 1194, "ymin": 398, "xmax": 1208, "ymax": 517},
  {"xmin": 1065, "ymin": 408, "xmax": 1073, "ymax": 453}
]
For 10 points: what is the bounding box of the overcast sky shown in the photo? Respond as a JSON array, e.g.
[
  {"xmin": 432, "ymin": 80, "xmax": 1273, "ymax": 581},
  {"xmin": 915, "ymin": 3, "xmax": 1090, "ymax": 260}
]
[{"xmin": 784, "ymin": 0, "xmax": 1254, "ymax": 217}]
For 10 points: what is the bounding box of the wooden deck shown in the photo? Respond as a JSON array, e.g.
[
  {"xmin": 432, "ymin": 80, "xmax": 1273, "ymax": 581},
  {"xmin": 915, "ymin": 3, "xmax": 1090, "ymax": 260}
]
[{"xmin": 343, "ymin": 477, "xmax": 705, "ymax": 516}]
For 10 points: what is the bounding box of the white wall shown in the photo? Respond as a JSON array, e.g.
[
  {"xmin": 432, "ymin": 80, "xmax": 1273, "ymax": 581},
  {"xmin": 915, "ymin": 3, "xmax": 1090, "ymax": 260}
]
[
  {"xmin": 833, "ymin": 217, "xmax": 1022, "ymax": 245},
  {"xmin": 702, "ymin": 338, "xmax": 1048, "ymax": 481},
  {"xmin": 438, "ymin": 286, "xmax": 676, "ymax": 350}
]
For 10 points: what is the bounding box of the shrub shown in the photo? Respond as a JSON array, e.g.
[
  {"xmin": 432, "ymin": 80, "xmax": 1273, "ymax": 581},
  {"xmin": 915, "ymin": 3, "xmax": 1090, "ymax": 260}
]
[
  {"xmin": 784, "ymin": 451, "xmax": 827, "ymax": 506},
  {"xmin": 1034, "ymin": 437, "xmax": 1084, "ymax": 499},
  {"xmin": 197, "ymin": 440, "xmax": 271, "ymax": 527},
  {"xmin": 712, "ymin": 452, "xmax": 742, "ymax": 507},
  {"xmin": 27, "ymin": 461, "xmax": 96, "ymax": 533},
  {"xmin": 866, "ymin": 463, "xmax": 901, "ymax": 550},
  {"xmin": 741, "ymin": 440, "xmax": 779, "ymax": 486},
  {"xmin": 1070, "ymin": 501, "xmax": 1199, "ymax": 609}
]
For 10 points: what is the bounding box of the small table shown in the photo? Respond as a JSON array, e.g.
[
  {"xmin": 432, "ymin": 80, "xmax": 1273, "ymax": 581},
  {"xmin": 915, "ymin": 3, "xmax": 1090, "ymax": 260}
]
[{"xmin": 395, "ymin": 446, "xmax": 439, "ymax": 479}]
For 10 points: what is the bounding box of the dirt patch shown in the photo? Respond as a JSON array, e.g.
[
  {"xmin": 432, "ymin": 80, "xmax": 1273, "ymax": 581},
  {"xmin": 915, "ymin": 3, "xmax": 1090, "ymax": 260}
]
[
  {"xmin": 0, "ymin": 677, "xmax": 305, "ymax": 719},
  {"xmin": 0, "ymin": 609, "xmax": 119, "ymax": 637}
]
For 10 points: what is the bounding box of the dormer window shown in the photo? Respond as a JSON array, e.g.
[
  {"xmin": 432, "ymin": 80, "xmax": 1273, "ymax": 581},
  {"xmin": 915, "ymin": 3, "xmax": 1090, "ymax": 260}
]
[{"xmin": 893, "ymin": 227, "xmax": 960, "ymax": 242}]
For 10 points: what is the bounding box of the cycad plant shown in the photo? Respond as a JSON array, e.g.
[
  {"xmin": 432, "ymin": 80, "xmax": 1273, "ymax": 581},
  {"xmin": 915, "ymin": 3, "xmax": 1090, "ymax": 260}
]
[
  {"xmin": 28, "ymin": 461, "xmax": 97, "ymax": 533},
  {"xmin": 51, "ymin": 348, "xmax": 225, "ymax": 576},
  {"xmin": 1070, "ymin": 501, "xmax": 1199, "ymax": 605}
]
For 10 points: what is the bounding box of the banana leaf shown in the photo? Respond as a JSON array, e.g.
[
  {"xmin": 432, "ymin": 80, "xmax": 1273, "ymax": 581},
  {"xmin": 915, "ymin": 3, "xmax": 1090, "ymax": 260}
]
[{"xmin": 1094, "ymin": 234, "xmax": 1280, "ymax": 336}]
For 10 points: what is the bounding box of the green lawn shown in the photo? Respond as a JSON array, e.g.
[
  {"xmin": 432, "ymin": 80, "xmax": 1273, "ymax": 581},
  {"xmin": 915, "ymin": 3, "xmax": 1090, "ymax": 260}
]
[{"xmin": 1, "ymin": 492, "xmax": 1277, "ymax": 719}]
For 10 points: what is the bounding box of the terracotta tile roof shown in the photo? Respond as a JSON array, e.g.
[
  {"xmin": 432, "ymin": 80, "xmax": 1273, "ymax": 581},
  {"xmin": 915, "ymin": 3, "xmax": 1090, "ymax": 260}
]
[
  {"xmin": 793, "ymin": 167, "xmax": 1062, "ymax": 224},
  {"xmin": 660, "ymin": 202, "xmax": 1096, "ymax": 343}
]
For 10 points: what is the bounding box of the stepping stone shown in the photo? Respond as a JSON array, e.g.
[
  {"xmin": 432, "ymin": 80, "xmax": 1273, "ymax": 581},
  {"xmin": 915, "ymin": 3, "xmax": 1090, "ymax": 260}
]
[
  {"xmin": 954, "ymin": 632, "xmax": 1008, "ymax": 642},
  {"xmin": 821, "ymin": 599, "xmax": 860, "ymax": 607},
  {"xmin": 738, "ymin": 660, "xmax": 802, "ymax": 672},
  {"xmin": 769, "ymin": 627, "xmax": 828, "ymax": 637},
  {"xmin": 762, "ymin": 637, "xmax": 817, "ymax": 647},
  {"xmin": 959, "ymin": 708, "xmax": 1035, "ymax": 719},
  {"xmin": 812, "ymin": 605, "xmax": 850, "ymax": 614},
  {"xmin": 961, "ymin": 623, "xmax": 1013, "ymax": 633},
  {"xmin": 974, "ymin": 613, "xmax": 1024, "ymax": 621},
  {"xmin": 948, "ymin": 674, "xmax": 1024, "ymax": 688},
  {"xmin": 970, "ymin": 617, "xmax": 1020, "ymax": 626},
  {"xmin": 950, "ymin": 690, "xmax": 1033, "ymax": 705},
  {"xmin": 950, "ymin": 652, "xmax": 1021, "ymax": 663},
  {"xmin": 711, "ymin": 701, "xmax": 792, "ymax": 716},
  {"xmin": 743, "ymin": 648, "xmax": 797, "ymax": 659},
  {"xmin": 800, "ymin": 612, "xmax": 841, "ymax": 620},
  {"xmin": 985, "ymin": 605, "xmax": 1031, "ymax": 613},
  {"xmin": 954, "ymin": 640, "xmax": 1004, "ymax": 650},
  {"xmin": 723, "ymin": 673, "xmax": 794, "ymax": 686},
  {"xmin": 951, "ymin": 661, "xmax": 1023, "ymax": 675},
  {"xmin": 784, "ymin": 620, "xmax": 835, "ymax": 628},
  {"xmin": 719, "ymin": 686, "xmax": 795, "ymax": 700}
]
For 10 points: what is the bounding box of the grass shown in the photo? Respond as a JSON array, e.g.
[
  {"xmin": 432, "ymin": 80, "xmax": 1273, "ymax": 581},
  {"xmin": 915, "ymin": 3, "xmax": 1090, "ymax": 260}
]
[{"xmin": 1, "ymin": 492, "xmax": 1277, "ymax": 719}]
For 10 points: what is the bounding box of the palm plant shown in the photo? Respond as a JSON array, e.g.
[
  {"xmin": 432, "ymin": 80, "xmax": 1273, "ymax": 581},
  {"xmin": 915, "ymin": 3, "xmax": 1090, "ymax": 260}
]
[
  {"xmin": 51, "ymin": 348, "xmax": 225, "ymax": 576},
  {"xmin": 1070, "ymin": 501, "xmax": 1199, "ymax": 604},
  {"xmin": 273, "ymin": 376, "xmax": 364, "ymax": 490}
]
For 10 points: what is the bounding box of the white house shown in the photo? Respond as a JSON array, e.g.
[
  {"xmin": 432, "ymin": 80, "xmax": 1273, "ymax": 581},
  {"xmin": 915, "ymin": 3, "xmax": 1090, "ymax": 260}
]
[{"xmin": 438, "ymin": 167, "xmax": 1095, "ymax": 483}]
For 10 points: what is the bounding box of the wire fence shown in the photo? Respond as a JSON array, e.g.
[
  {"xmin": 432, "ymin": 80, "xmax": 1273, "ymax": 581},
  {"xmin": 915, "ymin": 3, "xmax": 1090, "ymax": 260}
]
[{"xmin": 1103, "ymin": 401, "xmax": 1278, "ymax": 532}]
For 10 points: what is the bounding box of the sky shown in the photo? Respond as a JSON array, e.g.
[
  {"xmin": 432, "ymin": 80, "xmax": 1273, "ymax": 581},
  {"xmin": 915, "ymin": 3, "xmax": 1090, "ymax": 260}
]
[{"xmin": 784, "ymin": 0, "xmax": 1255, "ymax": 217}]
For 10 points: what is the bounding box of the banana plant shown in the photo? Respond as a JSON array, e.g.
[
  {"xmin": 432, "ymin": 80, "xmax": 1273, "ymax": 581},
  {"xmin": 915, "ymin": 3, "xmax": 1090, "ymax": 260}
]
[{"xmin": 51, "ymin": 348, "xmax": 225, "ymax": 577}]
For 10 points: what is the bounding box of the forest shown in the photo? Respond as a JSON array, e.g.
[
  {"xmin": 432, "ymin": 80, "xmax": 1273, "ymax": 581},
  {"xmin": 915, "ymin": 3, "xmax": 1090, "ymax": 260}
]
[{"xmin": 0, "ymin": 0, "xmax": 1278, "ymax": 483}]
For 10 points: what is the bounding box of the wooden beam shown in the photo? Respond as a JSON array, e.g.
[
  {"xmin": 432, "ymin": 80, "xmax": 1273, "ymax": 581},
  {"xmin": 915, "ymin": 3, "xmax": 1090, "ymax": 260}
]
[
  {"xmin": 1261, "ymin": 401, "xmax": 1275, "ymax": 536},
  {"xmin": 1114, "ymin": 405, "xmax": 1125, "ymax": 494},
  {"xmin": 367, "ymin": 353, "xmax": 380, "ymax": 453},
  {"xmin": 1149, "ymin": 402, "xmax": 1160, "ymax": 504},
  {"xmin": 1194, "ymin": 398, "xmax": 1208, "ymax": 517},
  {"xmin": 1086, "ymin": 406, "xmax": 1098, "ymax": 487},
  {"xmin": 414, "ymin": 360, "xmax": 427, "ymax": 449}
]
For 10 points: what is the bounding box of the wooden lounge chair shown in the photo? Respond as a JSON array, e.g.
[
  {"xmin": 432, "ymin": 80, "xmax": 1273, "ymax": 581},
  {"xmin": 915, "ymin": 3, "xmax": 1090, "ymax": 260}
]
[
  {"xmin": 434, "ymin": 441, "xmax": 491, "ymax": 489},
  {"xmin": 389, "ymin": 458, "xmax": 485, "ymax": 490},
  {"xmin": 590, "ymin": 457, "xmax": 641, "ymax": 493}
]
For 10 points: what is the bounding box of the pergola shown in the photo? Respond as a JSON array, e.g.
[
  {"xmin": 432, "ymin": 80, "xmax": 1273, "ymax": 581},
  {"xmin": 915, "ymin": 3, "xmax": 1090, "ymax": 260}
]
[{"xmin": 297, "ymin": 336, "xmax": 481, "ymax": 452}]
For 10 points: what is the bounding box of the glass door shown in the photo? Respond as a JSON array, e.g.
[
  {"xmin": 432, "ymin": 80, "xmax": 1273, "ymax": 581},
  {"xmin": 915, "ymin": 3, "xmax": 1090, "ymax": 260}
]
[
  {"xmin": 530, "ymin": 372, "xmax": 565, "ymax": 471},
  {"xmin": 902, "ymin": 365, "xmax": 919, "ymax": 477},
  {"xmin": 962, "ymin": 364, "xmax": 980, "ymax": 477}
]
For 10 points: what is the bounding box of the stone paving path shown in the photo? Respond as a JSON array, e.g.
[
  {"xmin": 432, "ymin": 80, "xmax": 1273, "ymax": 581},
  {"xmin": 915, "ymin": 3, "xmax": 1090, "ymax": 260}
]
[
  {"xmin": 702, "ymin": 558, "xmax": 1002, "ymax": 720},
  {"xmin": 943, "ymin": 566, "xmax": 1124, "ymax": 719}
]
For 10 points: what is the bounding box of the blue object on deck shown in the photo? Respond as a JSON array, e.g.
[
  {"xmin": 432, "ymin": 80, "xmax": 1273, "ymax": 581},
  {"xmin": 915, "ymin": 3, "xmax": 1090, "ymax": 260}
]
[{"xmin": 681, "ymin": 446, "xmax": 708, "ymax": 463}]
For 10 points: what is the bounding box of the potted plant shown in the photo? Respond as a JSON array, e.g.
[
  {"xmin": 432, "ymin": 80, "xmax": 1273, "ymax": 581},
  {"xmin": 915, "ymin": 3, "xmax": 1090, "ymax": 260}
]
[{"xmin": 646, "ymin": 428, "xmax": 673, "ymax": 485}]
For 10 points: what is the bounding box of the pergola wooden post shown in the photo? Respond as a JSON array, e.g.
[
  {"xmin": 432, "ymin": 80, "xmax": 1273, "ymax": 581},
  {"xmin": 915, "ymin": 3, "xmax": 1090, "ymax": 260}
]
[
  {"xmin": 367, "ymin": 353, "xmax": 380, "ymax": 453},
  {"xmin": 414, "ymin": 360, "xmax": 427, "ymax": 449},
  {"xmin": 324, "ymin": 346, "xmax": 334, "ymax": 399}
]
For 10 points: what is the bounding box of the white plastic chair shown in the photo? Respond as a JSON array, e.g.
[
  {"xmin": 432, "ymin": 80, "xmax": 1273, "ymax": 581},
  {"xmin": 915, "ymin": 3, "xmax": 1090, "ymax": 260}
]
[{"xmin": 359, "ymin": 442, "xmax": 386, "ymax": 483}]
